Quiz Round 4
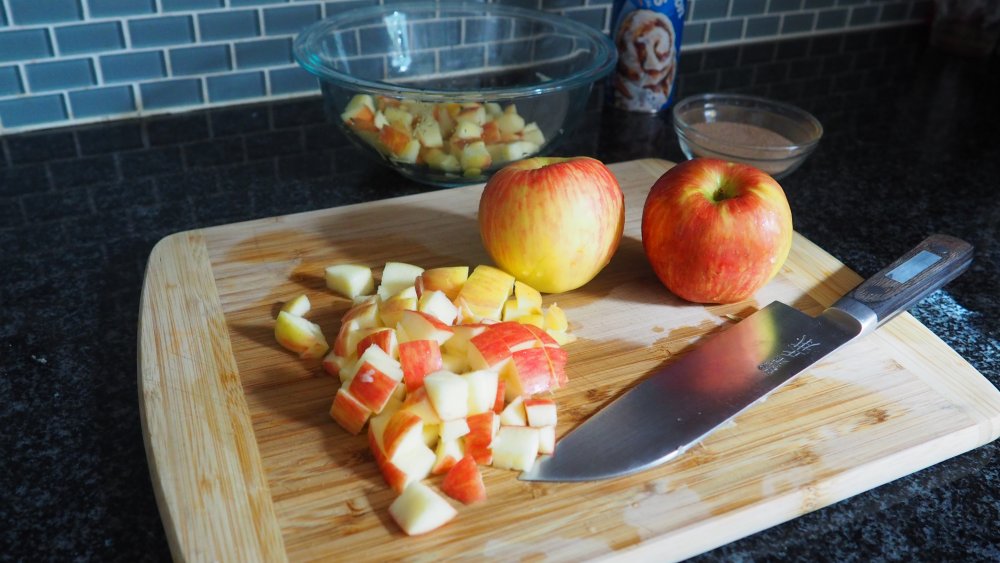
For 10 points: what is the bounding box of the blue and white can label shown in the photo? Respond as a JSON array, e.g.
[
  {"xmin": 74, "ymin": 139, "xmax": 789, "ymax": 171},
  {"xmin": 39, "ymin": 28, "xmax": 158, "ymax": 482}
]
[{"xmin": 610, "ymin": 0, "xmax": 688, "ymax": 112}]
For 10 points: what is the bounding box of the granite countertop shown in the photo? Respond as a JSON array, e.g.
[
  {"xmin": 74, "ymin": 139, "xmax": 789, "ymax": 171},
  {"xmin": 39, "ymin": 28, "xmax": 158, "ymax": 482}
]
[{"xmin": 2, "ymin": 23, "xmax": 998, "ymax": 561}]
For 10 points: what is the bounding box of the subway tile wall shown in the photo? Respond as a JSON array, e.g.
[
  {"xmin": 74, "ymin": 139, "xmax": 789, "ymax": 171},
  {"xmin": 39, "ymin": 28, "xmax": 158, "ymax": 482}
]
[{"xmin": 0, "ymin": 0, "xmax": 931, "ymax": 134}]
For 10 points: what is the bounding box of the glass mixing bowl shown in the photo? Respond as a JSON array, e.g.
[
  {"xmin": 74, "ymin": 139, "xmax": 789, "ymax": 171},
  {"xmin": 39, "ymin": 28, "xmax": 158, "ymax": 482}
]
[
  {"xmin": 294, "ymin": 1, "xmax": 617, "ymax": 187},
  {"xmin": 672, "ymin": 93, "xmax": 823, "ymax": 179}
]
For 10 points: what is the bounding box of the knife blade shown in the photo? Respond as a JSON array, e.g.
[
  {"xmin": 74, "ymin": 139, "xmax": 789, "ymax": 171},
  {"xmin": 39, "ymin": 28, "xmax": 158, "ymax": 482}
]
[{"xmin": 519, "ymin": 234, "xmax": 973, "ymax": 482}]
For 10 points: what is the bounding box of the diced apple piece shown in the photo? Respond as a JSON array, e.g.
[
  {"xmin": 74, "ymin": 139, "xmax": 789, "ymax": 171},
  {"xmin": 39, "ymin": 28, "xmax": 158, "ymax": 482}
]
[
  {"xmin": 372, "ymin": 427, "xmax": 437, "ymax": 495},
  {"xmin": 455, "ymin": 265, "xmax": 515, "ymax": 322},
  {"xmin": 391, "ymin": 138, "xmax": 421, "ymax": 164},
  {"xmin": 514, "ymin": 280, "xmax": 543, "ymax": 311},
  {"xmin": 453, "ymin": 120, "xmax": 483, "ymax": 140},
  {"xmin": 524, "ymin": 398, "xmax": 557, "ymax": 427},
  {"xmin": 543, "ymin": 344, "xmax": 569, "ymax": 389},
  {"xmin": 459, "ymin": 141, "xmax": 492, "ymax": 172},
  {"xmin": 389, "ymin": 481, "xmax": 458, "ymax": 536},
  {"xmin": 500, "ymin": 395, "xmax": 527, "ymax": 426},
  {"xmin": 441, "ymin": 454, "xmax": 486, "ymax": 504},
  {"xmin": 485, "ymin": 102, "xmax": 503, "ymax": 116},
  {"xmin": 536, "ymin": 324, "xmax": 566, "ymax": 348},
  {"xmin": 417, "ymin": 266, "xmax": 468, "ymax": 300},
  {"xmin": 497, "ymin": 111, "xmax": 525, "ymax": 136},
  {"xmin": 538, "ymin": 425, "xmax": 556, "ymax": 455},
  {"xmin": 442, "ymin": 323, "xmax": 488, "ymax": 358},
  {"xmin": 383, "ymin": 106, "xmax": 414, "ymax": 132},
  {"xmin": 423, "ymin": 370, "xmax": 468, "ymax": 421},
  {"xmin": 433, "ymin": 103, "xmax": 458, "ymax": 137},
  {"xmin": 500, "ymin": 141, "xmax": 539, "ymax": 163},
  {"xmin": 280, "ymin": 294, "xmax": 311, "ymax": 316},
  {"xmin": 325, "ymin": 264, "xmax": 375, "ymax": 299},
  {"xmin": 463, "ymin": 369, "xmax": 500, "ymax": 416},
  {"xmin": 398, "ymin": 339, "xmax": 442, "ymax": 393},
  {"xmin": 481, "ymin": 120, "xmax": 502, "ymax": 144},
  {"xmin": 401, "ymin": 386, "xmax": 442, "ymax": 425},
  {"xmin": 397, "ymin": 310, "xmax": 454, "ymax": 346},
  {"xmin": 329, "ymin": 388, "xmax": 371, "ymax": 435},
  {"xmin": 432, "ymin": 437, "xmax": 465, "ymax": 475},
  {"xmin": 373, "ymin": 110, "xmax": 389, "ymax": 130},
  {"xmin": 485, "ymin": 143, "xmax": 506, "ymax": 164},
  {"xmin": 502, "ymin": 299, "xmax": 527, "ymax": 321},
  {"xmin": 393, "ymin": 444, "xmax": 436, "ymax": 488},
  {"xmin": 349, "ymin": 359, "xmax": 404, "ymax": 414},
  {"xmin": 440, "ymin": 418, "xmax": 470, "ymax": 442},
  {"xmin": 441, "ymin": 351, "xmax": 469, "ymax": 374},
  {"xmin": 341, "ymin": 299, "xmax": 380, "ymax": 327},
  {"xmin": 372, "ymin": 393, "xmax": 404, "ymax": 429},
  {"xmin": 418, "ymin": 289, "xmax": 459, "ymax": 325},
  {"xmin": 502, "ymin": 347, "xmax": 554, "ymax": 400},
  {"xmin": 379, "ymin": 286, "xmax": 418, "ymax": 327},
  {"xmin": 343, "ymin": 343, "xmax": 403, "ymax": 385},
  {"xmin": 468, "ymin": 328, "xmax": 512, "ymax": 371},
  {"xmin": 368, "ymin": 429, "xmax": 406, "ymax": 492},
  {"xmin": 424, "ymin": 148, "xmax": 461, "ymax": 172},
  {"xmin": 378, "ymin": 124, "xmax": 412, "ymax": 156},
  {"xmin": 414, "ymin": 118, "xmax": 444, "ymax": 148},
  {"xmin": 487, "ymin": 322, "xmax": 538, "ymax": 352},
  {"xmin": 534, "ymin": 305, "xmax": 564, "ymax": 335},
  {"xmin": 301, "ymin": 322, "xmax": 331, "ymax": 359},
  {"xmin": 321, "ymin": 350, "xmax": 349, "ymax": 377},
  {"xmin": 274, "ymin": 311, "xmax": 328, "ymax": 359},
  {"xmin": 492, "ymin": 426, "xmax": 541, "ymax": 472},
  {"xmin": 356, "ymin": 327, "xmax": 398, "ymax": 359},
  {"xmin": 546, "ymin": 329, "xmax": 577, "ymax": 346},
  {"xmin": 465, "ymin": 411, "xmax": 495, "ymax": 465},
  {"xmin": 456, "ymin": 103, "xmax": 486, "ymax": 125},
  {"xmin": 521, "ymin": 122, "xmax": 545, "ymax": 146},
  {"xmin": 382, "ymin": 410, "xmax": 425, "ymax": 461},
  {"xmin": 341, "ymin": 94, "xmax": 377, "ymax": 131},
  {"xmin": 378, "ymin": 262, "xmax": 424, "ymax": 301}
]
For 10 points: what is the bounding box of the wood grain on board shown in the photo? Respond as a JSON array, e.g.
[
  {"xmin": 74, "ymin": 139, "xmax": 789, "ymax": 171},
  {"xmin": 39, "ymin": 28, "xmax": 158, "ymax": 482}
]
[{"xmin": 139, "ymin": 158, "xmax": 1000, "ymax": 562}]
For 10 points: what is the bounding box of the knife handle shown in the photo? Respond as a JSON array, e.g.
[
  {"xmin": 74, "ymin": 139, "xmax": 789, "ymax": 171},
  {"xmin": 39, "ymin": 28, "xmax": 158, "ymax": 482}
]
[{"xmin": 834, "ymin": 234, "xmax": 973, "ymax": 331}]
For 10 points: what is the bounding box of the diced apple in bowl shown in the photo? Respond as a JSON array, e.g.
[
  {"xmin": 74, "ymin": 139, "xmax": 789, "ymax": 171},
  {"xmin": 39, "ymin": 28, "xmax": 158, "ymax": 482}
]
[{"xmin": 339, "ymin": 94, "xmax": 547, "ymax": 177}]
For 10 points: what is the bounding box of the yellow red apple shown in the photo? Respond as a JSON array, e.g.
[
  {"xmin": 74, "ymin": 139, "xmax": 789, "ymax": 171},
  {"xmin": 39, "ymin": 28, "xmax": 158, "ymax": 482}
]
[
  {"xmin": 478, "ymin": 157, "xmax": 625, "ymax": 293},
  {"xmin": 641, "ymin": 158, "xmax": 793, "ymax": 304}
]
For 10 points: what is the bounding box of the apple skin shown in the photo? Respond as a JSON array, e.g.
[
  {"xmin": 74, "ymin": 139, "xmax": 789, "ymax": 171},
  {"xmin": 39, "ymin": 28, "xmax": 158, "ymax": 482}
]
[
  {"xmin": 479, "ymin": 157, "xmax": 625, "ymax": 294},
  {"xmin": 641, "ymin": 158, "xmax": 793, "ymax": 304}
]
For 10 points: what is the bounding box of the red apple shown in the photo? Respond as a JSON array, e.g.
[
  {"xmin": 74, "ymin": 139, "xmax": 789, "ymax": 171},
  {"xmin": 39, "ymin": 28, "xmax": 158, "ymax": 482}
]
[
  {"xmin": 479, "ymin": 157, "xmax": 625, "ymax": 293},
  {"xmin": 641, "ymin": 158, "xmax": 793, "ymax": 304}
]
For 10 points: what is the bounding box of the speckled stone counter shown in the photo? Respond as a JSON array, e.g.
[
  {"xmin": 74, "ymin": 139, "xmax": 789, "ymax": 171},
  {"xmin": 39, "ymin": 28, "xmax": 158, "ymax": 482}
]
[{"xmin": 2, "ymin": 24, "xmax": 997, "ymax": 561}]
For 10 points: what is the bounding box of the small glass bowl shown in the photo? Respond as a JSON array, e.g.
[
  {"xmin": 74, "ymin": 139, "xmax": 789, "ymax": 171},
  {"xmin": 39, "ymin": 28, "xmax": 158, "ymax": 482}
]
[
  {"xmin": 672, "ymin": 93, "xmax": 823, "ymax": 179},
  {"xmin": 294, "ymin": 1, "xmax": 617, "ymax": 187}
]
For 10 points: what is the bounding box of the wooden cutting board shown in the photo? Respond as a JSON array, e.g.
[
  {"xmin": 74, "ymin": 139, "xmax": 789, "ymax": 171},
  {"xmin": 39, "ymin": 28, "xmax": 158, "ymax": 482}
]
[{"xmin": 139, "ymin": 158, "xmax": 1000, "ymax": 562}]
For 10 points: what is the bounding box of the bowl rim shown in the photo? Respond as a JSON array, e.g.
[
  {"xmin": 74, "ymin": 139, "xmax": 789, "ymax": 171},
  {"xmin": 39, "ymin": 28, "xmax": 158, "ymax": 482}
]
[
  {"xmin": 671, "ymin": 93, "xmax": 824, "ymax": 155},
  {"xmin": 293, "ymin": 0, "xmax": 617, "ymax": 100}
]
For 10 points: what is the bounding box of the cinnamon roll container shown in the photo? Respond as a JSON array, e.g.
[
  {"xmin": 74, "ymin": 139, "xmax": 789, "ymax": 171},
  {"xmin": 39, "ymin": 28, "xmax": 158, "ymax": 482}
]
[{"xmin": 609, "ymin": 0, "xmax": 688, "ymax": 112}]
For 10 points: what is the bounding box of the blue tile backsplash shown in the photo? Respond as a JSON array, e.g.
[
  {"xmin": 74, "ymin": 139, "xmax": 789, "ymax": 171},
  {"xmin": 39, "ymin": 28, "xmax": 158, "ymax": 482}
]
[
  {"xmin": 0, "ymin": 0, "xmax": 932, "ymax": 133},
  {"xmin": 7, "ymin": 0, "xmax": 82, "ymax": 25}
]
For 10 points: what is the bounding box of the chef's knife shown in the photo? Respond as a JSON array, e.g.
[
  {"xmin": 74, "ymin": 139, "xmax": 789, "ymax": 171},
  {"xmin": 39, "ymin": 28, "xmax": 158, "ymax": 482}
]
[{"xmin": 519, "ymin": 234, "xmax": 973, "ymax": 482}]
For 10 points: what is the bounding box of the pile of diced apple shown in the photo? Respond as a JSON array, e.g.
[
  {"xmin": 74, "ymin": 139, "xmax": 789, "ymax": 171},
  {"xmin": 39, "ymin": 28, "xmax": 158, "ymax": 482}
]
[
  {"xmin": 274, "ymin": 261, "xmax": 574, "ymax": 536},
  {"xmin": 340, "ymin": 94, "xmax": 546, "ymax": 178}
]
